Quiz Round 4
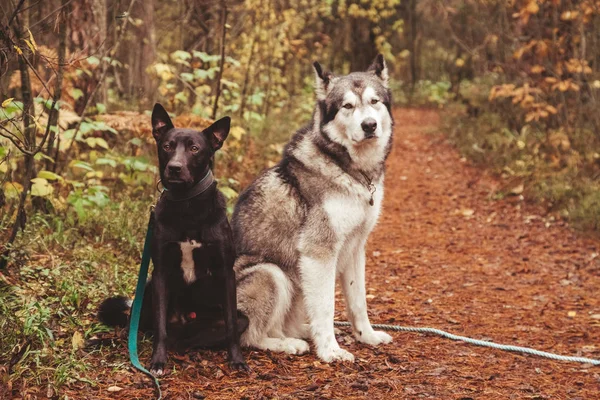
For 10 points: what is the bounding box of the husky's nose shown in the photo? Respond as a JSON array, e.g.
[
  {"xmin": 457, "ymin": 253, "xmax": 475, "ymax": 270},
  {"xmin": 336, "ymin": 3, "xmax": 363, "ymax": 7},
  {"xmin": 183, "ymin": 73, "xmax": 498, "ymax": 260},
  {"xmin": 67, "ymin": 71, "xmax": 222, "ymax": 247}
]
[
  {"xmin": 361, "ymin": 118, "xmax": 377, "ymax": 137},
  {"xmin": 167, "ymin": 162, "xmax": 182, "ymax": 174}
]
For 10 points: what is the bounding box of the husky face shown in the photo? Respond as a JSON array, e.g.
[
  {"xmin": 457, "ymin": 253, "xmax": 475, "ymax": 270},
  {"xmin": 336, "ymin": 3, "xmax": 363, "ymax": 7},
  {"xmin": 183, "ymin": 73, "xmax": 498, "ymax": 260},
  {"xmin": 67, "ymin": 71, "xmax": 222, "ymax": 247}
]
[{"xmin": 314, "ymin": 55, "xmax": 392, "ymax": 152}]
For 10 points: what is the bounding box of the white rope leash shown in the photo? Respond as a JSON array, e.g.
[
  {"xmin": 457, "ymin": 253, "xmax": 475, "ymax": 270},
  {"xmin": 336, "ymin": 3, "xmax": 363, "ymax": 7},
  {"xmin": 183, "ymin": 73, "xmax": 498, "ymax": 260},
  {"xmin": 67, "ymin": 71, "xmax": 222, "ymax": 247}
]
[{"xmin": 333, "ymin": 321, "xmax": 600, "ymax": 366}]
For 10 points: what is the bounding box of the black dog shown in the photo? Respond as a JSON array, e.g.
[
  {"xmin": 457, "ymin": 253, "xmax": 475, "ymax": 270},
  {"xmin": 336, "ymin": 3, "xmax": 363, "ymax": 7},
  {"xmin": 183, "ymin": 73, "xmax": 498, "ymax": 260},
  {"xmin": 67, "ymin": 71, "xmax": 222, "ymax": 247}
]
[{"xmin": 99, "ymin": 103, "xmax": 247, "ymax": 374}]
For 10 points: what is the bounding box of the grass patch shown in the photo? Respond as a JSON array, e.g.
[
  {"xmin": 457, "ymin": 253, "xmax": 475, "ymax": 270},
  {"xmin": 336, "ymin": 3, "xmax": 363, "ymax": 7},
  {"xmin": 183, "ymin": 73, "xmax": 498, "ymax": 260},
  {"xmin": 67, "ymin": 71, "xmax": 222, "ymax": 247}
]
[{"xmin": 0, "ymin": 195, "xmax": 152, "ymax": 395}]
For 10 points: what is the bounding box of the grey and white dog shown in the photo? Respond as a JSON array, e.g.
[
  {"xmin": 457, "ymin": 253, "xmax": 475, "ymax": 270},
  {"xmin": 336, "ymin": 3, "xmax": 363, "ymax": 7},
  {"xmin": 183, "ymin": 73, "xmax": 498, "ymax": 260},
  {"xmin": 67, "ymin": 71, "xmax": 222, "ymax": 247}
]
[{"xmin": 232, "ymin": 54, "xmax": 394, "ymax": 362}]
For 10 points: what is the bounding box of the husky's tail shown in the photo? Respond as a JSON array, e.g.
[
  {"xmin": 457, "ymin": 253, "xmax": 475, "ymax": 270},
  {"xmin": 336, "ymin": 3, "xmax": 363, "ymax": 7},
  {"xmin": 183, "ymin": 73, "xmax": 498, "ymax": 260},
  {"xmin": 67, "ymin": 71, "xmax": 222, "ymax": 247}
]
[{"xmin": 98, "ymin": 296, "xmax": 132, "ymax": 327}]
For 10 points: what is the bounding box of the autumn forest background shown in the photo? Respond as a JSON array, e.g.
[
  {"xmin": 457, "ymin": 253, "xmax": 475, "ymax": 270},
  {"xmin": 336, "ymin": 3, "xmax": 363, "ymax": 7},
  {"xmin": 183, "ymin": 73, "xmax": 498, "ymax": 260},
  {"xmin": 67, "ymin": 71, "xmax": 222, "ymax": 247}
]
[{"xmin": 2, "ymin": 0, "xmax": 600, "ymax": 397}]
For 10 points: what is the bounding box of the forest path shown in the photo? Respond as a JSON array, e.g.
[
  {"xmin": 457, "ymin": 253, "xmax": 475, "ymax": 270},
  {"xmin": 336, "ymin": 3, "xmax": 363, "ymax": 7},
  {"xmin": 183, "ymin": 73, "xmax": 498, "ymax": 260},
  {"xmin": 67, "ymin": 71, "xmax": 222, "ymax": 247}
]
[{"xmin": 82, "ymin": 108, "xmax": 600, "ymax": 399}]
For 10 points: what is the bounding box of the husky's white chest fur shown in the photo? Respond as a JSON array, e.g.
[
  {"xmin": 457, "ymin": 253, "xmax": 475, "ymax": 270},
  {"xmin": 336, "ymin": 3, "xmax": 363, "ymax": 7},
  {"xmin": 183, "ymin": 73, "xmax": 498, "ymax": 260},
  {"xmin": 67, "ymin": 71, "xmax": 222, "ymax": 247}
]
[{"xmin": 322, "ymin": 178, "xmax": 384, "ymax": 239}]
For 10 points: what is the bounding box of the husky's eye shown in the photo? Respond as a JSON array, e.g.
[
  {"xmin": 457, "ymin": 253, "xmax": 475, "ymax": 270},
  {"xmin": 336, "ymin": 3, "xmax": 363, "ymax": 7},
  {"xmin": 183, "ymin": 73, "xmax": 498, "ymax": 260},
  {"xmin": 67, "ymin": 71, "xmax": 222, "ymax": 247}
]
[
  {"xmin": 371, "ymin": 98, "xmax": 379, "ymax": 105},
  {"xmin": 163, "ymin": 143, "xmax": 172, "ymax": 151},
  {"xmin": 190, "ymin": 145, "xmax": 200, "ymax": 153},
  {"xmin": 343, "ymin": 103, "xmax": 353, "ymax": 109}
]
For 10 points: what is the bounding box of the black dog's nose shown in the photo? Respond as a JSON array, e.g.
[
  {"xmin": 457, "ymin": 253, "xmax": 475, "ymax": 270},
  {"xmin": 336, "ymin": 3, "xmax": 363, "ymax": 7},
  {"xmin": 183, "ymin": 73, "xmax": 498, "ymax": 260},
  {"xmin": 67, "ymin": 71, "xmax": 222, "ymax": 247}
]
[
  {"xmin": 361, "ymin": 118, "xmax": 377, "ymax": 137},
  {"xmin": 167, "ymin": 162, "xmax": 182, "ymax": 174}
]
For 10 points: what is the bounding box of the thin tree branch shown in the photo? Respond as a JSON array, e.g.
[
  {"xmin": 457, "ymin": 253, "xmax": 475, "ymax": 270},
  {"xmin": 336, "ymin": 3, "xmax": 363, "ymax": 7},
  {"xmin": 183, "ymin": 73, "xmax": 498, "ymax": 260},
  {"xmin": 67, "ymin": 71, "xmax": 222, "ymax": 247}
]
[
  {"xmin": 7, "ymin": 0, "xmax": 26, "ymax": 27},
  {"xmin": 28, "ymin": 0, "xmax": 75, "ymax": 30},
  {"xmin": 0, "ymin": 126, "xmax": 28, "ymax": 154}
]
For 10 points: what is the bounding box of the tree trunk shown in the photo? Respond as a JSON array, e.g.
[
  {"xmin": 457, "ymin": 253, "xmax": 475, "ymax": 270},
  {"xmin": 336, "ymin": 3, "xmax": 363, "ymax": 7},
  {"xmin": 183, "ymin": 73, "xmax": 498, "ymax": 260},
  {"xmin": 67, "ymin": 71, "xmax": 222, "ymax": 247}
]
[
  {"xmin": 1, "ymin": 4, "xmax": 36, "ymax": 269},
  {"xmin": 408, "ymin": 0, "xmax": 418, "ymax": 90},
  {"xmin": 92, "ymin": 0, "xmax": 108, "ymax": 105},
  {"xmin": 138, "ymin": 0, "xmax": 157, "ymax": 109},
  {"xmin": 46, "ymin": 0, "xmax": 68, "ymax": 171},
  {"xmin": 212, "ymin": 2, "xmax": 228, "ymax": 119}
]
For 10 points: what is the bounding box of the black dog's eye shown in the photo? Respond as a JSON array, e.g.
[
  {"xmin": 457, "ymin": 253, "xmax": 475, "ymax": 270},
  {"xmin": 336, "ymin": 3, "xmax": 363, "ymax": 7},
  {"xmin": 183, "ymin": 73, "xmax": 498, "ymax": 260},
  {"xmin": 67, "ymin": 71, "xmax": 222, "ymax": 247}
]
[
  {"xmin": 343, "ymin": 103, "xmax": 353, "ymax": 109},
  {"xmin": 371, "ymin": 98, "xmax": 379, "ymax": 105},
  {"xmin": 190, "ymin": 145, "xmax": 199, "ymax": 153},
  {"xmin": 163, "ymin": 143, "xmax": 172, "ymax": 151}
]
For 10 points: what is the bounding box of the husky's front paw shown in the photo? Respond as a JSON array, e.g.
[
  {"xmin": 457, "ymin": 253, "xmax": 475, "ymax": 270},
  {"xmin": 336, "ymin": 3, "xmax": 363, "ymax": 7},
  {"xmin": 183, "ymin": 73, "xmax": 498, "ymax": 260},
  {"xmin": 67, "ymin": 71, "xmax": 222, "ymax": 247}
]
[
  {"xmin": 318, "ymin": 346, "xmax": 355, "ymax": 363},
  {"xmin": 284, "ymin": 338, "xmax": 310, "ymax": 355},
  {"xmin": 356, "ymin": 330, "xmax": 393, "ymax": 346}
]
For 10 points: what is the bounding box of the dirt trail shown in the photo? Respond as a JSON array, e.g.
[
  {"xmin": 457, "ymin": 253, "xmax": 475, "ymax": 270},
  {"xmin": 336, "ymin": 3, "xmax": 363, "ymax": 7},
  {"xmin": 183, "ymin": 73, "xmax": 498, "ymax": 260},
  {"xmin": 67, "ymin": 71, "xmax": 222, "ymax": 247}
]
[{"xmin": 78, "ymin": 108, "xmax": 600, "ymax": 399}]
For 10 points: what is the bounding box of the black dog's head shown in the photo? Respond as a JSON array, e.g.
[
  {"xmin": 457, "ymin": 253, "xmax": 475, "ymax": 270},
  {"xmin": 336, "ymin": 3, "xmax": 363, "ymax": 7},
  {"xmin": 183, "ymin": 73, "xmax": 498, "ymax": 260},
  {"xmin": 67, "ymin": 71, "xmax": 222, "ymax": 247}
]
[{"xmin": 151, "ymin": 103, "xmax": 230, "ymax": 191}]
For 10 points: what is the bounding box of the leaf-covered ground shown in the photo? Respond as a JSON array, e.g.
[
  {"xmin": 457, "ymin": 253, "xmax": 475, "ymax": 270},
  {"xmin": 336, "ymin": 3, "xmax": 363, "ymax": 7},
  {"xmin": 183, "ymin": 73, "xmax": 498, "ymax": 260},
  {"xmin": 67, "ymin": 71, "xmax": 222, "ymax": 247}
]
[{"xmin": 63, "ymin": 109, "xmax": 600, "ymax": 399}]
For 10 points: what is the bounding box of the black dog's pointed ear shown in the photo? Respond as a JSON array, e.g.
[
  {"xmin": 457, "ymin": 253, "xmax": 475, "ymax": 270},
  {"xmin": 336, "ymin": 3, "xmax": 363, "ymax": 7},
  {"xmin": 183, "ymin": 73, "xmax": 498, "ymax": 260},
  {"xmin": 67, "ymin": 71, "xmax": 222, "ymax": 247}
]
[
  {"xmin": 367, "ymin": 54, "xmax": 389, "ymax": 88},
  {"xmin": 313, "ymin": 61, "xmax": 333, "ymax": 100},
  {"xmin": 151, "ymin": 103, "xmax": 174, "ymax": 141},
  {"xmin": 203, "ymin": 116, "xmax": 230, "ymax": 151}
]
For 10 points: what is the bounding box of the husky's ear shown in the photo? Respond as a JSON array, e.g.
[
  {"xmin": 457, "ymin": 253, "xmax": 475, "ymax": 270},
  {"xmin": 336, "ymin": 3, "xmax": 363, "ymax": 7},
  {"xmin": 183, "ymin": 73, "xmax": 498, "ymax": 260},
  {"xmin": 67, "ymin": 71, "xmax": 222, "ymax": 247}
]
[
  {"xmin": 313, "ymin": 61, "xmax": 333, "ymax": 100},
  {"xmin": 203, "ymin": 116, "xmax": 230, "ymax": 151},
  {"xmin": 367, "ymin": 54, "xmax": 389, "ymax": 88},
  {"xmin": 151, "ymin": 103, "xmax": 174, "ymax": 142}
]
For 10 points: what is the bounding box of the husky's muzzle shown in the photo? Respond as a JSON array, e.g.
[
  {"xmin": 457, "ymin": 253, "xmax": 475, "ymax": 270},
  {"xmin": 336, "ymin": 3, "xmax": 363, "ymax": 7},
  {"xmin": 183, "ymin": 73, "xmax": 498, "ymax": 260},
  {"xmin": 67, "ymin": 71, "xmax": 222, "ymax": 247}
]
[{"xmin": 361, "ymin": 117, "xmax": 377, "ymax": 139}]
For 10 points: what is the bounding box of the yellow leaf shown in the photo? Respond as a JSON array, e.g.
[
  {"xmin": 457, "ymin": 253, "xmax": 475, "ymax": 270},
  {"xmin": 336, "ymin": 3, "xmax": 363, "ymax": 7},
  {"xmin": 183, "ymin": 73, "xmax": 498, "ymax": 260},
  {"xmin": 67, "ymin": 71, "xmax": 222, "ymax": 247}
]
[
  {"xmin": 34, "ymin": 119, "xmax": 45, "ymax": 133},
  {"xmin": 546, "ymin": 105, "xmax": 558, "ymax": 114},
  {"xmin": 2, "ymin": 98, "xmax": 14, "ymax": 107},
  {"xmin": 567, "ymin": 311, "xmax": 577, "ymax": 318},
  {"xmin": 27, "ymin": 28, "xmax": 38, "ymax": 51},
  {"xmin": 525, "ymin": 112, "xmax": 536, "ymax": 122},
  {"xmin": 30, "ymin": 177, "xmax": 53, "ymax": 197},
  {"xmin": 530, "ymin": 65, "xmax": 544, "ymax": 74},
  {"xmin": 230, "ymin": 126, "xmax": 246, "ymax": 141},
  {"xmin": 3, "ymin": 181, "xmax": 24, "ymax": 198},
  {"xmin": 72, "ymin": 331, "xmax": 85, "ymax": 350},
  {"xmin": 561, "ymin": 11, "xmax": 579, "ymax": 21},
  {"xmin": 24, "ymin": 39, "xmax": 35, "ymax": 54},
  {"xmin": 455, "ymin": 58, "xmax": 465, "ymax": 67},
  {"xmin": 14, "ymin": 45, "xmax": 23, "ymax": 55},
  {"xmin": 526, "ymin": 1, "xmax": 539, "ymax": 14},
  {"xmin": 558, "ymin": 81, "xmax": 569, "ymax": 92}
]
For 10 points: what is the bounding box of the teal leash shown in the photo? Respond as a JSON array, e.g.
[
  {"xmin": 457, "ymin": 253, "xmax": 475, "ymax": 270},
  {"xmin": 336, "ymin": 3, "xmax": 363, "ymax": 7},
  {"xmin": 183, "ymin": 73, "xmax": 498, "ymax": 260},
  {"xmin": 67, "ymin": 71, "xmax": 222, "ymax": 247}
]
[{"xmin": 128, "ymin": 210, "xmax": 162, "ymax": 399}]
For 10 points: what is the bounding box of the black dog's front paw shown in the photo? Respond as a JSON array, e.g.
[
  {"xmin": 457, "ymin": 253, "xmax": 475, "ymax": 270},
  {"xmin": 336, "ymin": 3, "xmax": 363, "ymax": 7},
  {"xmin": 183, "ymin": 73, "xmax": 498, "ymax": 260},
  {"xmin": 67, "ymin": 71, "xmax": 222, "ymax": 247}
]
[
  {"xmin": 149, "ymin": 359, "xmax": 166, "ymax": 376},
  {"xmin": 229, "ymin": 359, "xmax": 250, "ymax": 372}
]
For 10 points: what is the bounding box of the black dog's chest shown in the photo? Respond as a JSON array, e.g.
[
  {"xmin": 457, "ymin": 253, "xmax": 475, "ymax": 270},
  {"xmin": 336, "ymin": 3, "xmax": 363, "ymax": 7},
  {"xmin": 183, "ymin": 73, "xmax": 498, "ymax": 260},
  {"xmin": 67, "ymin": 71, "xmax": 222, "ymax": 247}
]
[{"xmin": 177, "ymin": 238, "xmax": 218, "ymax": 284}]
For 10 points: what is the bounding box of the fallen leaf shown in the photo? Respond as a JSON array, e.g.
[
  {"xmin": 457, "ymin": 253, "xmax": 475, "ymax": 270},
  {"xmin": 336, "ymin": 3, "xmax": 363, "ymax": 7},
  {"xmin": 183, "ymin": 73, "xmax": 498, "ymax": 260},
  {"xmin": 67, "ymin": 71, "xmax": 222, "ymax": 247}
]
[
  {"xmin": 510, "ymin": 184, "xmax": 524, "ymax": 195},
  {"xmin": 107, "ymin": 386, "xmax": 123, "ymax": 392},
  {"xmin": 461, "ymin": 209, "xmax": 475, "ymax": 217},
  {"xmin": 567, "ymin": 311, "xmax": 577, "ymax": 318},
  {"xmin": 72, "ymin": 331, "xmax": 84, "ymax": 350}
]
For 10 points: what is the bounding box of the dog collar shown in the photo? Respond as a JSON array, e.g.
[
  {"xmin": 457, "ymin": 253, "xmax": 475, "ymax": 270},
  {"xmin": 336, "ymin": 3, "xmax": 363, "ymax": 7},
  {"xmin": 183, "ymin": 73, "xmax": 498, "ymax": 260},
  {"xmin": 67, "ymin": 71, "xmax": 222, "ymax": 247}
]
[{"xmin": 163, "ymin": 170, "xmax": 215, "ymax": 202}]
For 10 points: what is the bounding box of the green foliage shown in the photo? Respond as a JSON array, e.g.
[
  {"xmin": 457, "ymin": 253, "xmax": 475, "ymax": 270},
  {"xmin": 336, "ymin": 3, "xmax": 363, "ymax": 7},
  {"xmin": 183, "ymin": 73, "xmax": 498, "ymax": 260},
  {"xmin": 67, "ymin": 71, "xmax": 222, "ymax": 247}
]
[
  {"xmin": 444, "ymin": 104, "xmax": 600, "ymax": 231},
  {"xmin": 0, "ymin": 196, "xmax": 151, "ymax": 390},
  {"xmin": 392, "ymin": 80, "xmax": 453, "ymax": 107}
]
